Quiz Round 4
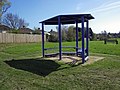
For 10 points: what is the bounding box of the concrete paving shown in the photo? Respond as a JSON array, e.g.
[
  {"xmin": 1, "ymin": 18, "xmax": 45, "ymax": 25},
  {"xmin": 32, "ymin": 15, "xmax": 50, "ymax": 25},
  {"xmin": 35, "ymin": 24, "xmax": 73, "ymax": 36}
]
[{"xmin": 45, "ymin": 55, "xmax": 104, "ymax": 66}]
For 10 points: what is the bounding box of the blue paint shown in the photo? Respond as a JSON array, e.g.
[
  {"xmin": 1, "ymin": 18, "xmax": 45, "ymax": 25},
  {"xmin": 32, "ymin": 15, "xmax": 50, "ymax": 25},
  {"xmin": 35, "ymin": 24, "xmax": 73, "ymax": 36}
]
[
  {"xmin": 42, "ymin": 23, "xmax": 44, "ymax": 57},
  {"xmin": 81, "ymin": 16, "xmax": 85, "ymax": 64},
  {"xmin": 76, "ymin": 20, "xmax": 78, "ymax": 56},
  {"xmin": 58, "ymin": 16, "xmax": 62, "ymax": 60},
  {"xmin": 86, "ymin": 20, "xmax": 89, "ymax": 56}
]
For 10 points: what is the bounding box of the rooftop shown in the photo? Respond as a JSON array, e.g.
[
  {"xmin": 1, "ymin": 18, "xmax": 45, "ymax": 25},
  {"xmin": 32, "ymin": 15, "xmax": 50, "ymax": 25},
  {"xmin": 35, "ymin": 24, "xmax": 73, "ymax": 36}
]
[{"xmin": 40, "ymin": 14, "xmax": 94, "ymax": 25}]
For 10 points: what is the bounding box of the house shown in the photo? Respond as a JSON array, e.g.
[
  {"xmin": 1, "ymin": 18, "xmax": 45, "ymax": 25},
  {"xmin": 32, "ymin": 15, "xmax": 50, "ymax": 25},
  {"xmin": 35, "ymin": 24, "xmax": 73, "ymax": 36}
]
[
  {"xmin": 33, "ymin": 28, "xmax": 42, "ymax": 34},
  {"xmin": 19, "ymin": 27, "xmax": 34, "ymax": 34},
  {"xmin": 0, "ymin": 24, "xmax": 11, "ymax": 33}
]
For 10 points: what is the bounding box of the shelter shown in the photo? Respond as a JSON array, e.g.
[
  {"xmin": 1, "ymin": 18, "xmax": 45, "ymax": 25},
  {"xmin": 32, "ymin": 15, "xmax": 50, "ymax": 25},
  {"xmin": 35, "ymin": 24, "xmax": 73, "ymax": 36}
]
[{"xmin": 40, "ymin": 14, "xmax": 94, "ymax": 64}]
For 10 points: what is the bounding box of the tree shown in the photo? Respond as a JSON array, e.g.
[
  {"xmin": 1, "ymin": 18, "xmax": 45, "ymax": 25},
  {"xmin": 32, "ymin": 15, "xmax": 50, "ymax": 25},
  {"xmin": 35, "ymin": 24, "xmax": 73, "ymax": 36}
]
[
  {"xmin": 119, "ymin": 31, "xmax": 120, "ymax": 38},
  {"xmin": 3, "ymin": 13, "xmax": 29, "ymax": 29},
  {"xmin": 99, "ymin": 30, "xmax": 108, "ymax": 40},
  {"xmin": 33, "ymin": 27, "xmax": 41, "ymax": 34},
  {"xmin": 61, "ymin": 26, "xmax": 67, "ymax": 41},
  {"xmin": 48, "ymin": 29, "xmax": 58, "ymax": 42},
  {"xmin": 78, "ymin": 32, "xmax": 82, "ymax": 41},
  {"xmin": 0, "ymin": 0, "xmax": 11, "ymax": 23},
  {"xmin": 67, "ymin": 26, "xmax": 75, "ymax": 41},
  {"xmin": 89, "ymin": 28, "xmax": 94, "ymax": 41},
  {"xmin": 56, "ymin": 25, "xmax": 68, "ymax": 41}
]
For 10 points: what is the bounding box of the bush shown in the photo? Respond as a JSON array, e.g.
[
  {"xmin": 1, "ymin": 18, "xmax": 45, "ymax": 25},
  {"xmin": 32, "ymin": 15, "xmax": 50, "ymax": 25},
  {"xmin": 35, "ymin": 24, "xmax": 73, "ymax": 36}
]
[{"xmin": 48, "ymin": 34, "xmax": 58, "ymax": 42}]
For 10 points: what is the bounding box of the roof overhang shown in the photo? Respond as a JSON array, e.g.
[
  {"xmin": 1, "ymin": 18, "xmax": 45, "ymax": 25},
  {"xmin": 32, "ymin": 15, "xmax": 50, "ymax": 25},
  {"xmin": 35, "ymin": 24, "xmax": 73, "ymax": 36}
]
[{"xmin": 39, "ymin": 14, "xmax": 94, "ymax": 25}]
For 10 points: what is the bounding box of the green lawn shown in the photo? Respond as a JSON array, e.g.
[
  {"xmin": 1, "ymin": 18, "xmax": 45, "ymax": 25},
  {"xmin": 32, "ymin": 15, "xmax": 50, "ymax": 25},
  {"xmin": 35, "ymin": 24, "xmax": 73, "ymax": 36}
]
[{"xmin": 0, "ymin": 39, "xmax": 120, "ymax": 90}]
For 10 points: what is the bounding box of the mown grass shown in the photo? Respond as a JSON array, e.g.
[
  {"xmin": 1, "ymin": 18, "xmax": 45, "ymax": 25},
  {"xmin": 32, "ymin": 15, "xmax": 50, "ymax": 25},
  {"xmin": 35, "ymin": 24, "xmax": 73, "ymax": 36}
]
[
  {"xmin": 89, "ymin": 40, "xmax": 120, "ymax": 55},
  {"xmin": 0, "ymin": 39, "xmax": 120, "ymax": 90},
  {"xmin": 1, "ymin": 39, "xmax": 120, "ymax": 56}
]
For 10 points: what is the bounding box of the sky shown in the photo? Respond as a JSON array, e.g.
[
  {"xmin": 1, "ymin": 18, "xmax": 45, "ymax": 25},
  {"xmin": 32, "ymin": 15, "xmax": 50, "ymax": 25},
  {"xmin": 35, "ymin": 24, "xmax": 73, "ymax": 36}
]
[{"xmin": 8, "ymin": 0, "xmax": 120, "ymax": 33}]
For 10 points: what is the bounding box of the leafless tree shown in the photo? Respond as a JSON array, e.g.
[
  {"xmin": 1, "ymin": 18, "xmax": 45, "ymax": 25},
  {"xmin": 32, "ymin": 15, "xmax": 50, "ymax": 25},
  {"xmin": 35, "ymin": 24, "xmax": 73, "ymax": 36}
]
[
  {"xmin": 3, "ymin": 13, "xmax": 29, "ymax": 29},
  {"xmin": 0, "ymin": 0, "xmax": 11, "ymax": 23}
]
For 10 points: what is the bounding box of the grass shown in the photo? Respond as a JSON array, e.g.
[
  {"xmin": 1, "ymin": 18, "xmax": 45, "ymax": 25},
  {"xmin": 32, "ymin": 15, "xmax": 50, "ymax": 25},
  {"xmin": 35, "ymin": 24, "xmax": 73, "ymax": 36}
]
[
  {"xmin": 89, "ymin": 40, "xmax": 120, "ymax": 55},
  {"xmin": 0, "ymin": 39, "xmax": 120, "ymax": 90}
]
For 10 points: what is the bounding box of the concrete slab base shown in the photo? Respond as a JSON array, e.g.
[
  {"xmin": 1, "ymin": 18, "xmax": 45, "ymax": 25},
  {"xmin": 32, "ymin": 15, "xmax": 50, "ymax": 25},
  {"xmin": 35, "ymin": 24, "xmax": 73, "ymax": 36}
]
[{"xmin": 44, "ymin": 55, "xmax": 104, "ymax": 66}]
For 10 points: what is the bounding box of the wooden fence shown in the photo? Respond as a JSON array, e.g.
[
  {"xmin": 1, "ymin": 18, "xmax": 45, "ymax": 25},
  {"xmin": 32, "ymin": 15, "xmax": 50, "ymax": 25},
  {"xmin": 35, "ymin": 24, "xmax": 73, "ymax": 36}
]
[{"xmin": 0, "ymin": 33, "xmax": 46, "ymax": 43}]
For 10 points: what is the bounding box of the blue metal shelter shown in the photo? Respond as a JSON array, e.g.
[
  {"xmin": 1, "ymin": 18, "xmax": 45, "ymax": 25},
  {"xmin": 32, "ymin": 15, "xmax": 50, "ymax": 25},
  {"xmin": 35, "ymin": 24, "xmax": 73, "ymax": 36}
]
[{"xmin": 40, "ymin": 14, "xmax": 94, "ymax": 64}]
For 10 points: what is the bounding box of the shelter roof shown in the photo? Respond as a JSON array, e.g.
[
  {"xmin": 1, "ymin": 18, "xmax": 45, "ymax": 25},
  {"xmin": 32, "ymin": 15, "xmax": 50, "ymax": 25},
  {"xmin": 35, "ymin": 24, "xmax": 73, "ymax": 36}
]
[{"xmin": 40, "ymin": 14, "xmax": 94, "ymax": 25}]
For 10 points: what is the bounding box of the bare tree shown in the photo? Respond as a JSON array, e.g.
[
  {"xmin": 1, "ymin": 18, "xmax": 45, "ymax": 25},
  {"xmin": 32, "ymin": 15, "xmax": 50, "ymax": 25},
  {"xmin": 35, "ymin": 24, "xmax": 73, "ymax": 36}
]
[
  {"xmin": 0, "ymin": 0, "xmax": 11, "ymax": 23},
  {"xmin": 3, "ymin": 13, "xmax": 29, "ymax": 29}
]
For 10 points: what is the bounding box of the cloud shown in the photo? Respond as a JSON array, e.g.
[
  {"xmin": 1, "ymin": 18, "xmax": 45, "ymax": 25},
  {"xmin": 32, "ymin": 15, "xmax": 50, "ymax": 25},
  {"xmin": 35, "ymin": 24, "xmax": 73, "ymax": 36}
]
[
  {"xmin": 87, "ymin": 1, "xmax": 120, "ymax": 13},
  {"xmin": 88, "ymin": 1, "xmax": 120, "ymax": 33},
  {"xmin": 74, "ymin": 0, "xmax": 120, "ymax": 33}
]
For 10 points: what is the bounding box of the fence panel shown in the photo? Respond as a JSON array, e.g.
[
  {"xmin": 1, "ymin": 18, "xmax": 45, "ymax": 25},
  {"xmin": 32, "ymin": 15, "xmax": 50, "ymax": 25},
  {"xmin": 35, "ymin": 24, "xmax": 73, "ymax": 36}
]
[{"xmin": 0, "ymin": 33, "xmax": 45, "ymax": 43}]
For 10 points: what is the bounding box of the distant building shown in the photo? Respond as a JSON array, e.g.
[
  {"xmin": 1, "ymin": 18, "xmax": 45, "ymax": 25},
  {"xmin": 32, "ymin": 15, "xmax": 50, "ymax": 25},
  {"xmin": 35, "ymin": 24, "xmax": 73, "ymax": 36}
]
[
  {"xmin": 0, "ymin": 24, "xmax": 11, "ymax": 33},
  {"xmin": 19, "ymin": 27, "xmax": 34, "ymax": 34},
  {"xmin": 33, "ymin": 28, "xmax": 42, "ymax": 34}
]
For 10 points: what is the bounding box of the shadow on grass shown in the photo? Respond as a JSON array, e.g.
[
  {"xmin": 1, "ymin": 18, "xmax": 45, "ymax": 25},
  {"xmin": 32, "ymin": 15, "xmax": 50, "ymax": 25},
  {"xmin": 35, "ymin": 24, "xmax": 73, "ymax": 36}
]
[{"xmin": 4, "ymin": 58, "xmax": 61, "ymax": 77}]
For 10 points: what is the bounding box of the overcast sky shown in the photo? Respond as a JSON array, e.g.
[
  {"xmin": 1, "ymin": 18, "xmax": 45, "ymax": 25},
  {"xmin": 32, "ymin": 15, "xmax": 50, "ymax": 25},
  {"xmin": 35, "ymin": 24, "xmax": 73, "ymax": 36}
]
[{"xmin": 9, "ymin": 0, "xmax": 120, "ymax": 33}]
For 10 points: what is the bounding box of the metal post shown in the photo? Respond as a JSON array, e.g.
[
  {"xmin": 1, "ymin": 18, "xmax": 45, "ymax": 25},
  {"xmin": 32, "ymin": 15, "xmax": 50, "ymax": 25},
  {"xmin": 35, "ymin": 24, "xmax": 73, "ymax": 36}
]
[
  {"xmin": 76, "ymin": 20, "xmax": 78, "ymax": 56},
  {"xmin": 42, "ymin": 23, "xmax": 44, "ymax": 57},
  {"xmin": 58, "ymin": 16, "xmax": 62, "ymax": 60},
  {"xmin": 86, "ymin": 20, "xmax": 89, "ymax": 56},
  {"xmin": 81, "ymin": 16, "xmax": 85, "ymax": 64}
]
